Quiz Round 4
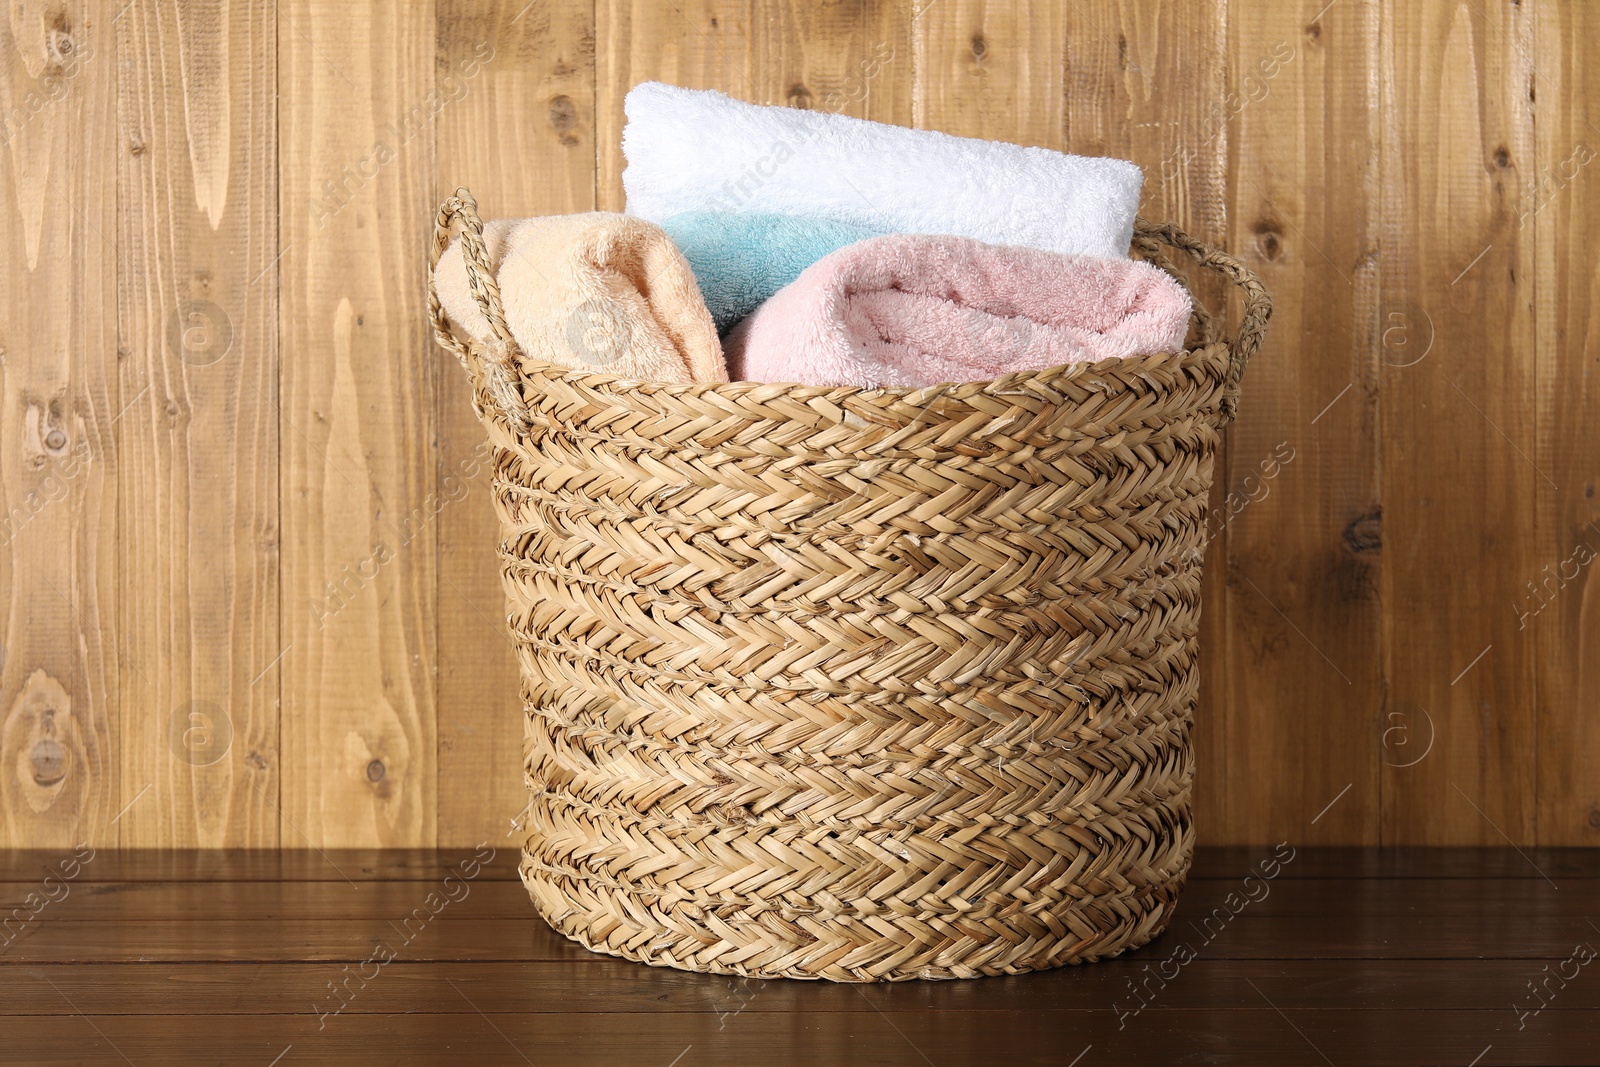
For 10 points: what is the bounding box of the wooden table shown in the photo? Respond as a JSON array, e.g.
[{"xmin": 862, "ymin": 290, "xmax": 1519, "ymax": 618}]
[{"xmin": 1, "ymin": 847, "xmax": 1594, "ymax": 1065}]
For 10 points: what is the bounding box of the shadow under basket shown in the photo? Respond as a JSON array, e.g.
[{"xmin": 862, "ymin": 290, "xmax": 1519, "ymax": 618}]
[{"xmin": 429, "ymin": 190, "xmax": 1271, "ymax": 982}]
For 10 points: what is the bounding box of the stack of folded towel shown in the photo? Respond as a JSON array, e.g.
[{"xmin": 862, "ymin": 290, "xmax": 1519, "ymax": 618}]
[{"xmin": 434, "ymin": 83, "xmax": 1192, "ymax": 388}]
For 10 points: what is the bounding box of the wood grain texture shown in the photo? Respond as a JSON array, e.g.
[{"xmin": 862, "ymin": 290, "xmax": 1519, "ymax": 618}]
[
  {"xmin": 1531, "ymin": 0, "xmax": 1600, "ymax": 846},
  {"xmin": 1378, "ymin": 0, "xmax": 1538, "ymax": 844},
  {"xmin": 1218, "ymin": 3, "xmax": 1383, "ymax": 844},
  {"xmin": 751, "ymin": 0, "xmax": 911, "ymax": 123},
  {"xmin": 277, "ymin": 0, "xmax": 438, "ymax": 847},
  {"xmin": 0, "ymin": 1, "xmax": 1594, "ymax": 848},
  {"xmin": 0, "ymin": 849, "xmax": 1593, "ymax": 1065},
  {"xmin": 913, "ymin": 0, "xmax": 1060, "ymax": 146},
  {"xmin": 4, "ymin": 1011, "xmax": 1594, "ymax": 1067},
  {"xmin": 115, "ymin": 0, "xmax": 279, "ymax": 847},
  {"xmin": 0, "ymin": 0, "xmax": 119, "ymax": 848},
  {"xmin": 3, "ymin": 847, "xmax": 1600, "ymax": 1067},
  {"xmin": 433, "ymin": 0, "xmax": 596, "ymax": 846}
]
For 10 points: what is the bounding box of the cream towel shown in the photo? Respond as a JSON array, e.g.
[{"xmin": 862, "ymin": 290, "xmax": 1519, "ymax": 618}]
[{"xmin": 433, "ymin": 212, "xmax": 727, "ymax": 383}]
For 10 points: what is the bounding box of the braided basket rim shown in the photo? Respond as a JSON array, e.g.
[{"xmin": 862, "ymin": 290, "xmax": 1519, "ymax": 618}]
[{"xmin": 479, "ymin": 339, "xmax": 1223, "ymax": 401}]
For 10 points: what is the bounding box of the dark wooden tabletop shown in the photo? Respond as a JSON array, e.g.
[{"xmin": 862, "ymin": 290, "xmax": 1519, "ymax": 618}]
[{"xmin": 1, "ymin": 846, "xmax": 1595, "ymax": 1066}]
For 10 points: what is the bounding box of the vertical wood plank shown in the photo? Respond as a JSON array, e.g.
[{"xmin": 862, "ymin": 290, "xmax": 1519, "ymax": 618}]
[
  {"xmin": 1057, "ymin": 0, "xmax": 1231, "ymax": 840},
  {"xmin": 1379, "ymin": 0, "xmax": 1537, "ymax": 843},
  {"xmin": 278, "ymin": 0, "xmax": 438, "ymax": 847},
  {"xmin": 1220, "ymin": 2, "xmax": 1384, "ymax": 843},
  {"xmin": 116, "ymin": 0, "xmax": 279, "ymax": 847},
  {"xmin": 0, "ymin": 1, "xmax": 120, "ymax": 847},
  {"xmin": 433, "ymin": 0, "xmax": 596, "ymax": 847},
  {"xmin": 750, "ymin": 0, "xmax": 911, "ymax": 124},
  {"xmin": 911, "ymin": 0, "xmax": 1059, "ymax": 146},
  {"xmin": 595, "ymin": 0, "xmax": 752, "ymax": 211},
  {"xmin": 1531, "ymin": 0, "xmax": 1600, "ymax": 845}
]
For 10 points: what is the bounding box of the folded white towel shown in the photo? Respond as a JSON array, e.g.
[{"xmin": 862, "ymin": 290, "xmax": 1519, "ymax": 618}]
[{"xmin": 622, "ymin": 82, "xmax": 1144, "ymax": 260}]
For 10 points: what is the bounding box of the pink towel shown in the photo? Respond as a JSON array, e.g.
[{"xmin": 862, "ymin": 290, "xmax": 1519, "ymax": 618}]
[{"xmin": 724, "ymin": 234, "xmax": 1192, "ymax": 388}]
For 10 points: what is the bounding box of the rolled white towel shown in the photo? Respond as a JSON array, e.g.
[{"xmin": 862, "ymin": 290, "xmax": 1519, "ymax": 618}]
[{"xmin": 622, "ymin": 82, "xmax": 1144, "ymax": 260}]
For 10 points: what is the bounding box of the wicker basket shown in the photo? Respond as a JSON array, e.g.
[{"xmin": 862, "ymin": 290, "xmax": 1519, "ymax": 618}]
[{"xmin": 429, "ymin": 190, "xmax": 1270, "ymax": 982}]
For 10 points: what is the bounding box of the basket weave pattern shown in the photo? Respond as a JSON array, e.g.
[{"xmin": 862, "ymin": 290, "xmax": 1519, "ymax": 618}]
[{"xmin": 430, "ymin": 193, "xmax": 1269, "ymax": 982}]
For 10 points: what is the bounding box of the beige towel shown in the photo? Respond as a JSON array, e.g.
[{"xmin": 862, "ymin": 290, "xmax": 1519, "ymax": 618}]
[{"xmin": 433, "ymin": 212, "xmax": 727, "ymax": 383}]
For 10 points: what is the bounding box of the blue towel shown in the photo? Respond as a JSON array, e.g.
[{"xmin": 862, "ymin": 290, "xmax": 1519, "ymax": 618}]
[{"xmin": 661, "ymin": 212, "xmax": 883, "ymax": 335}]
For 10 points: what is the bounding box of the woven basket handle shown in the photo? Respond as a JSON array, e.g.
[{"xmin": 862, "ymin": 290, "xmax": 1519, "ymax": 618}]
[
  {"xmin": 1132, "ymin": 217, "xmax": 1271, "ymax": 424},
  {"xmin": 429, "ymin": 189, "xmax": 533, "ymax": 430}
]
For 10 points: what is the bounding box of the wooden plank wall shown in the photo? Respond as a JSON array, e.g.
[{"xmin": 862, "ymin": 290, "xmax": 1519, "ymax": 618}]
[
  {"xmin": 1, "ymin": 0, "xmax": 1596, "ymax": 848},
  {"xmin": 117, "ymin": 0, "xmax": 280, "ymax": 849}
]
